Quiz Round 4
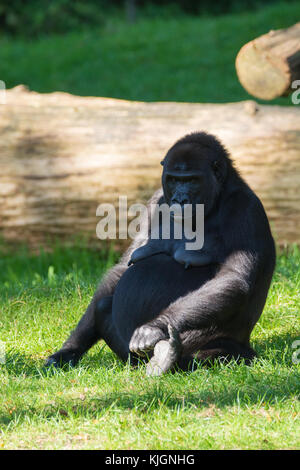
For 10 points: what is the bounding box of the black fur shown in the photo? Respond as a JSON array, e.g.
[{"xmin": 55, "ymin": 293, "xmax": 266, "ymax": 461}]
[{"xmin": 46, "ymin": 132, "xmax": 275, "ymax": 371}]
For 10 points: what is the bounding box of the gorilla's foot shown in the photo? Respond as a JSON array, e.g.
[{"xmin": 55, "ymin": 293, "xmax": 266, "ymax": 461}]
[
  {"xmin": 146, "ymin": 324, "xmax": 182, "ymax": 376},
  {"xmin": 45, "ymin": 348, "xmax": 81, "ymax": 368}
]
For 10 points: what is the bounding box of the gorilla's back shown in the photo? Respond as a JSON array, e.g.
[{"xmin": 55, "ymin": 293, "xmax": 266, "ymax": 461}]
[{"xmin": 112, "ymin": 254, "xmax": 218, "ymax": 344}]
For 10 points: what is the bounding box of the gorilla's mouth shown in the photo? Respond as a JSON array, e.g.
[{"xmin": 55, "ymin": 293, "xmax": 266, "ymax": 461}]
[
  {"xmin": 171, "ymin": 212, "xmax": 193, "ymax": 221},
  {"xmin": 170, "ymin": 202, "xmax": 199, "ymax": 221}
]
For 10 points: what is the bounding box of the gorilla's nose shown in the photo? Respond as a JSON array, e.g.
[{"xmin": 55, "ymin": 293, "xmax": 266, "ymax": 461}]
[{"xmin": 171, "ymin": 196, "xmax": 189, "ymax": 206}]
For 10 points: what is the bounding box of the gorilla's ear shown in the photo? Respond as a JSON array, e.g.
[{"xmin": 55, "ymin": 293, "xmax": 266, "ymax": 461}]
[
  {"xmin": 213, "ymin": 160, "xmax": 225, "ymax": 182},
  {"xmin": 160, "ymin": 160, "xmax": 165, "ymax": 166}
]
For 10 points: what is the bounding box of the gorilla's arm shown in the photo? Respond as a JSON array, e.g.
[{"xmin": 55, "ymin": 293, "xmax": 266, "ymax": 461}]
[
  {"xmin": 129, "ymin": 250, "xmax": 257, "ymax": 354},
  {"xmin": 152, "ymin": 250, "xmax": 256, "ymax": 332}
]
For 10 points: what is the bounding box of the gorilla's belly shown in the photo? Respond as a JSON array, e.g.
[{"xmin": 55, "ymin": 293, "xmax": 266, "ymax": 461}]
[{"xmin": 112, "ymin": 254, "xmax": 218, "ymax": 344}]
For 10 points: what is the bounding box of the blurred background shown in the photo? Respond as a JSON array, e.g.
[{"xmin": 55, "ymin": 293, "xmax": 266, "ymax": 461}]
[{"xmin": 0, "ymin": 0, "xmax": 299, "ymax": 104}]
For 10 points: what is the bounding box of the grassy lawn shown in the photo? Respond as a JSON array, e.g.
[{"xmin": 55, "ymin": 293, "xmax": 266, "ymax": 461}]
[
  {"xmin": 0, "ymin": 0, "xmax": 299, "ymax": 451},
  {"xmin": 0, "ymin": 242, "xmax": 299, "ymax": 450},
  {"xmin": 0, "ymin": 1, "xmax": 299, "ymax": 105}
]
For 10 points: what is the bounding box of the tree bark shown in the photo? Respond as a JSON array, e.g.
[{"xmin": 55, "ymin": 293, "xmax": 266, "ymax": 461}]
[
  {"xmin": 0, "ymin": 86, "xmax": 300, "ymax": 247},
  {"xmin": 236, "ymin": 22, "xmax": 300, "ymax": 100}
]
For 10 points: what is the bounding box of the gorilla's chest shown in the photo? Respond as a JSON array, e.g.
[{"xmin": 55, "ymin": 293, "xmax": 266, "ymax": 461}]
[
  {"xmin": 129, "ymin": 216, "xmax": 222, "ymax": 268},
  {"xmin": 112, "ymin": 254, "xmax": 218, "ymax": 343}
]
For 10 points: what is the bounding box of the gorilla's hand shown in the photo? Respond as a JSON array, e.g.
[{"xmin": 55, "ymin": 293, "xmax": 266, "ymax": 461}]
[{"xmin": 129, "ymin": 324, "xmax": 166, "ymax": 356}]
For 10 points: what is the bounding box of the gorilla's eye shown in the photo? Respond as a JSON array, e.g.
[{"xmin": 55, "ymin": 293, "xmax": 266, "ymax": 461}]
[{"xmin": 168, "ymin": 176, "xmax": 177, "ymax": 184}]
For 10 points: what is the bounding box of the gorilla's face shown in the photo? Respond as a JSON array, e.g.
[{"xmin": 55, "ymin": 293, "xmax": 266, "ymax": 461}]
[{"xmin": 161, "ymin": 142, "xmax": 226, "ymax": 216}]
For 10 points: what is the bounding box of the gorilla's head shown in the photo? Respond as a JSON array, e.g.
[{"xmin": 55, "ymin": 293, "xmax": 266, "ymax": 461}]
[{"xmin": 161, "ymin": 132, "xmax": 229, "ymax": 215}]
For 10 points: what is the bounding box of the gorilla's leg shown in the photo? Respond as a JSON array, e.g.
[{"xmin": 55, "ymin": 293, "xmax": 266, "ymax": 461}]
[
  {"xmin": 46, "ymin": 296, "xmax": 130, "ymax": 367},
  {"xmin": 45, "ymin": 298, "xmax": 103, "ymax": 367},
  {"xmin": 146, "ymin": 329, "xmax": 256, "ymax": 376},
  {"xmin": 146, "ymin": 325, "xmax": 182, "ymax": 376},
  {"xmin": 46, "ymin": 261, "xmax": 129, "ymax": 367},
  {"xmin": 94, "ymin": 297, "xmax": 130, "ymax": 362},
  {"xmin": 178, "ymin": 335, "xmax": 257, "ymax": 371}
]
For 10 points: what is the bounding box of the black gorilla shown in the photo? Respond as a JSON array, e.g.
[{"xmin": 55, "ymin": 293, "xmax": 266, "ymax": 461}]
[{"xmin": 46, "ymin": 132, "xmax": 275, "ymax": 375}]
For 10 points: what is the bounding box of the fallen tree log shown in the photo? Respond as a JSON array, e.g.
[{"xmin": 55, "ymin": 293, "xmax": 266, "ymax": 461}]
[
  {"xmin": 0, "ymin": 86, "xmax": 300, "ymax": 247},
  {"xmin": 236, "ymin": 22, "xmax": 300, "ymax": 100}
]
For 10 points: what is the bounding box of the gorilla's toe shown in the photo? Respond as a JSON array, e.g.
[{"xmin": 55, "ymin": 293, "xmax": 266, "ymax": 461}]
[
  {"xmin": 146, "ymin": 324, "xmax": 182, "ymax": 376},
  {"xmin": 45, "ymin": 349, "xmax": 80, "ymax": 368}
]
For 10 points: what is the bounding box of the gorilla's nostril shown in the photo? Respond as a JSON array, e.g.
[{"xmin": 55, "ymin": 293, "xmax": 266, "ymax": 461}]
[{"xmin": 172, "ymin": 197, "xmax": 189, "ymax": 206}]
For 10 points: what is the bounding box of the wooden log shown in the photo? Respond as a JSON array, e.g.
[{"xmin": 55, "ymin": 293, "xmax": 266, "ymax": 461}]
[
  {"xmin": 0, "ymin": 86, "xmax": 300, "ymax": 247},
  {"xmin": 236, "ymin": 22, "xmax": 300, "ymax": 100}
]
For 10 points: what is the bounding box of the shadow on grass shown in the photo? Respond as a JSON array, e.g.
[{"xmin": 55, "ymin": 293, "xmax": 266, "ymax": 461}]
[
  {"xmin": 2, "ymin": 344, "xmax": 119, "ymax": 378},
  {"xmin": 1, "ymin": 331, "xmax": 299, "ymax": 427},
  {"xmin": 0, "ymin": 364, "xmax": 298, "ymax": 427},
  {"xmin": 4, "ymin": 330, "xmax": 298, "ymax": 378},
  {"xmin": 252, "ymin": 331, "xmax": 300, "ymax": 364},
  {"xmin": 67, "ymin": 372, "xmax": 299, "ymax": 416}
]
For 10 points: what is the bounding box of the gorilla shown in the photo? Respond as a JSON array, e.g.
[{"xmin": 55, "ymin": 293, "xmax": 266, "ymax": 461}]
[{"xmin": 46, "ymin": 132, "xmax": 276, "ymax": 375}]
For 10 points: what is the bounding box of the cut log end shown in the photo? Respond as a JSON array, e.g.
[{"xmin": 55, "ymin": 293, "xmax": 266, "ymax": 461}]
[
  {"xmin": 235, "ymin": 43, "xmax": 291, "ymax": 100},
  {"xmin": 236, "ymin": 22, "xmax": 300, "ymax": 100}
]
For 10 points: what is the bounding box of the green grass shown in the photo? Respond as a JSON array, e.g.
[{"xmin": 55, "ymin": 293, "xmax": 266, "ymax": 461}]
[
  {"xmin": 0, "ymin": 1, "xmax": 299, "ymax": 104},
  {"xmin": 0, "ymin": 242, "xmax": 299, "ymax": 450}
]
